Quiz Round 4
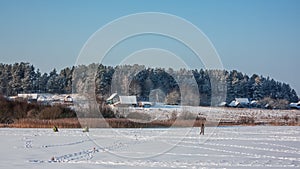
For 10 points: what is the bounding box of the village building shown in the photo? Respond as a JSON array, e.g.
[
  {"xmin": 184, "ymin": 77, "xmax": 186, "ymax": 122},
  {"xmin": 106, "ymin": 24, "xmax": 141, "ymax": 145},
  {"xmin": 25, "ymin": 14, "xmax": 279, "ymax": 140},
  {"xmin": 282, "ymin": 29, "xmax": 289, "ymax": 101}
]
[
  {"xmin": 138, "ymin": 101, "xmax": 152, "ymax": 108},
  {"xmin": 9, "ymin": 93, "xmax": 73, "ymax": 106},
  {"xmin": 17, "ymin": 93, "xmax": 38, "ymax": 103},
  {"xmin": 228, "ymin": 98, "xmax": 250, "ymax": 108},
  {"xmin": 290, "ymin": 101, "xmax": 300, "ymax": 109},
  {"xmin": 106, "ymin": 93, "xmax": 138, "ymax": 107},
  {"xmin": 63, "ymin": 95, "xmax": 73, "ymax": 105}
]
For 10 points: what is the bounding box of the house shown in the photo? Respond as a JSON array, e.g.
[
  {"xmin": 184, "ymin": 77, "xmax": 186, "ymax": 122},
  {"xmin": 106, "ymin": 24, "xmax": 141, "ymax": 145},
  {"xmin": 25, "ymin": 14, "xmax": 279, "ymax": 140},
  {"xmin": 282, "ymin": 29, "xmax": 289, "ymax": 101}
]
[
  {"xmin": 64, "ymin": 95, "xmax": 73, "ymax": 103},
  {"xmin": 106, "ymin": 93, "xmax": 137, "ymax": 107},
  {"xmin": 290, "ymin": 101, "xmax": 300, "ymax": 109},
  {"xmin": 37, "ymin": 95, "xmax": 47, "ymax": 102},
  {"xmin": 17, "ymin": 93, "xmax": 38, "ymax": 102},
  {"xmin": 106, "ymin": 93, "xmax": 118, "ymax": 105},
  {"xmin": 250, "ymin": 100, "xmax": 258, "ymax": 106},
  {"xmin": 138, "ymin": 101, "xmax": 152, "ymax": 108},
  {"xmin": 228, "ymin": 100, "xmax": 239, "ymax": 107},
  {"xmin": 37, "ymin": 95, "xmax": 50, "ymax": 105},
  {"xmin": 12, "ymin": 93, "xmax": 53, "ymax": 104},
  {"xmin": 218, "ymin": 101, "xmax": 227, "ymax": 107},
  {"xmin": 36, "ymin": 94, "xmax": 53, "ymax": 103},
  {"xmin": 9, "ymin": 93, "xmax": 74, "ymax": 106},
  {"xmin": 52, "ymin": 94, "xmax": 63, "ymax": 102},
  {"xmin": 8, "ymin": 96, "xmax": 18, "ymax": 101},
  {"xmin": 228, "ymin": 98, "xmax": 250, "ymax": 108},
  {"xmin": 62, "ymin": 95, "xmax": 73, "ymax": 105},
  {"xmin": 50, "ymin": 94, "xmax": 74, "ymax": 105},
  {"xmin": 119, "ymin": 96, "xmax": 137, "ymax": 106}
]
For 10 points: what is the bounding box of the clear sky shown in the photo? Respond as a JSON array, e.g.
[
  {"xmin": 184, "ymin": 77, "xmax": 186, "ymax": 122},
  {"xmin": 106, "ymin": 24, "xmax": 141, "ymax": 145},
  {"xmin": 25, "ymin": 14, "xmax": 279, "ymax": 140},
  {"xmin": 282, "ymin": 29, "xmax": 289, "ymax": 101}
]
[{"xmin": 0, "ymin": 0, "xmax": 299, "ymax": 96}]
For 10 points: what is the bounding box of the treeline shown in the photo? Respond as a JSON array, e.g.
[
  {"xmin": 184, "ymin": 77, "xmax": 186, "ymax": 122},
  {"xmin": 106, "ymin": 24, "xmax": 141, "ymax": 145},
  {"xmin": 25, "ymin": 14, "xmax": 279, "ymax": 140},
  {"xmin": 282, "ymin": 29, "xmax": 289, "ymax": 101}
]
[
  {"xmin": 94, "ymin": 64, "xmax": 299, "ymax": 106},
  {"xmin": 0, "ymin": 62, "xmax": 73, "ymax": 95},
  {"xmin": 0, "ymin": 62, "xmax": 298, "ymax": 106}
]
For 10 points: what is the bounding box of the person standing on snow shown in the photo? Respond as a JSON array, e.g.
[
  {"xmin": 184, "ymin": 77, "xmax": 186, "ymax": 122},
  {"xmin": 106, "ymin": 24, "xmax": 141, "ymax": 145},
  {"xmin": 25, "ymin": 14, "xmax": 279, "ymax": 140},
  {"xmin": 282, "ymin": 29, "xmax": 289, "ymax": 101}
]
[
  {"xmin": 197, "ymin": 113, "xmax": 205, "ymax": 135},
  {"xmin": 200, "ymin": 123, "xmax": 205, "ymax": 135}
]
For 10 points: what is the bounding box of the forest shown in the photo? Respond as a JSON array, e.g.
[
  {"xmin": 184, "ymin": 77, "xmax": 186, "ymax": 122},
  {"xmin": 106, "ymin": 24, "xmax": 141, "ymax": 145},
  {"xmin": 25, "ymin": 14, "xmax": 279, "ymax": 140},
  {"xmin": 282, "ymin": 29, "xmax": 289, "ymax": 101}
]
[{"xmin": 0, "ymin": 62, "xmax": 298, "ymax": 107}]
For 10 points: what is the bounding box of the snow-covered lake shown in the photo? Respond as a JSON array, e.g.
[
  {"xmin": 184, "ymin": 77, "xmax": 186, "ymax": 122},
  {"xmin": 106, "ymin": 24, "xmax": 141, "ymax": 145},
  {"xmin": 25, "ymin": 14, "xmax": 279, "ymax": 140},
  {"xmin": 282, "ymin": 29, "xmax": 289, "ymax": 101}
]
[{"xmin": 1, "ymin": 126, "xmax": 299, "ymax": 169}]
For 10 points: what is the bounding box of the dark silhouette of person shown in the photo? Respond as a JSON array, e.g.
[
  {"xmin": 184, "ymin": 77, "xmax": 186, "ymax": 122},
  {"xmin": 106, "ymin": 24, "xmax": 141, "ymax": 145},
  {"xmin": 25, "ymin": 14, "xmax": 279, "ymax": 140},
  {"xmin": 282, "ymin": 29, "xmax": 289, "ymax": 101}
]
[
  {"xmin": 53, "ymin": 125, "xmax": 58, "ymax": 132},
  {"xmin": 200, "ymin": 123, "xmax": 205, "ymax": 135}
]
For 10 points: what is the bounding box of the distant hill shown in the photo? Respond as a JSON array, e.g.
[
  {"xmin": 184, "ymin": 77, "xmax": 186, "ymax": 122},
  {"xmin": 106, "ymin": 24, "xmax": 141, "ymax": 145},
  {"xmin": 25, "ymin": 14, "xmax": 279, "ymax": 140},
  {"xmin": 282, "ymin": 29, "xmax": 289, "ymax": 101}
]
[{"xmin": 0, "ymin": 62, "xmax": 298, "ymax": 106}]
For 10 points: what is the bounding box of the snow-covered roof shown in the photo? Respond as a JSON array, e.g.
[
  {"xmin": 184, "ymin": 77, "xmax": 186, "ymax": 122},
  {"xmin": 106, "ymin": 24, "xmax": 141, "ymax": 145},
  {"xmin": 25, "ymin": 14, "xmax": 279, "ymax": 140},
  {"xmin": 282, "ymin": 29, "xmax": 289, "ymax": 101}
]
[
  {"xmin": 229, "ymin": 100, "xmax": 239, "ymax": 107},
  {"xmin": 52, "ymin": 95, "xmax": 65, "ymax": 101},
  {"xmin": 8, "ymin": 96, "xmax": 18, "ymax": 100},
  {"xmin": 138, "ymin": 101, "xmax": 152, "ymax": 105},
  {"xmin": 290, "ymin": 102, "xmax": 300, "ymax": 108},
  {"xmin": 119, "ymin": 96, "xmax": 137, "ymax": 104},
  {"xmin": 235, "ymin": 98, "xmax": 249, "ymax": 104},
  {"xmin": 107, "ymin": 93, "xmax": 118, "ymax": 101},
  {"xmin": 218, "ymin": 102, "xmax": 227, "ymax": 106},
  {"xmin": 250, "ymin": 100, "xmax": 258, "ymax": 105},
  {"xmin": 228, "ymin": 98, "xmax": 250, "ymax": 107},
  {"xmin": 64, "ymin": 95, "xmax": 73, "ymax": 102},
  {"xmin": 37, "ymin": 94, "xmax": 54, "ymax": 101},
  {"xmin": 17, "ymin": 93, "xmax": 38, "ymax": 100},
  {"xmin": 37, "ymin": 95, "xmax": 47, "ymax": 102}
]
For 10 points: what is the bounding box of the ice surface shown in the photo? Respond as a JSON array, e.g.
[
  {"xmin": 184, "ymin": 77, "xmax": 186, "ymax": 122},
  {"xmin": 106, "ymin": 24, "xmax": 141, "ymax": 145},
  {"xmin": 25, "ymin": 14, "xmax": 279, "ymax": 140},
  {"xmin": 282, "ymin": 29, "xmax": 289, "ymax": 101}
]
[{"xmin": 0, "ymin": 126, "xmax": 299, "ymax": 169}]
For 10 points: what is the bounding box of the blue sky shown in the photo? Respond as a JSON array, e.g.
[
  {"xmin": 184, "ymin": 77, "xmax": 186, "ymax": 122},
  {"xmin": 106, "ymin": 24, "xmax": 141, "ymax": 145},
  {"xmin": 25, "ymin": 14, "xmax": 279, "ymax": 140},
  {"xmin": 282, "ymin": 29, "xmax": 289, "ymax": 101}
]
[{"xmin": 0, "ymin": 0, "xmax": 299, "ymax": 96}]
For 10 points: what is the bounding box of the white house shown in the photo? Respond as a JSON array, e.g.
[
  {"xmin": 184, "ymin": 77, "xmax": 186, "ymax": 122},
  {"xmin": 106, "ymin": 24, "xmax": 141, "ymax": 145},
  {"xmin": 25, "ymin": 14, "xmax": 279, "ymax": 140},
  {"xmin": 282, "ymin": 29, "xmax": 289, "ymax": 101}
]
[
  {"xmin": 17, "ymin": 93, "xmax": 38, "ymax": 101},
  {"xmin": 138, "ymin": 101, "xmax": 152, "ymax": 108},
  {"xmin": 119, "ymin": 96, "xmax": 137, "ymax": 105},
  {"xmin": 229, "ymin": 98, "xmax": 250, "ymax": 107},
  {"xmin": 106, "ymin": 93, "xmax": 137, "ymax": 107},
  {"xmin": 37, "ymin": 95, "xmax": 47, "ymax": 102},
  {"xmin": 290, "ymin": 101, "xmax": 300, "ymax": 109},
  {"xmin": 64, "ymin": 95, "xmax": 73, "ymax": 103}
]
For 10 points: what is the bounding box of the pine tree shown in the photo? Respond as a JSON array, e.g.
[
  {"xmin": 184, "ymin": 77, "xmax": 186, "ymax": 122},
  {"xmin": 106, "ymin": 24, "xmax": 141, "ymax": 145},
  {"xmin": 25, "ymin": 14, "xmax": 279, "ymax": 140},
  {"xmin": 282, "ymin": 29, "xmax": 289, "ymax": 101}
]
[{"xmin": 22, "ymin": 64, "xmax": 35, "ymax": 93}]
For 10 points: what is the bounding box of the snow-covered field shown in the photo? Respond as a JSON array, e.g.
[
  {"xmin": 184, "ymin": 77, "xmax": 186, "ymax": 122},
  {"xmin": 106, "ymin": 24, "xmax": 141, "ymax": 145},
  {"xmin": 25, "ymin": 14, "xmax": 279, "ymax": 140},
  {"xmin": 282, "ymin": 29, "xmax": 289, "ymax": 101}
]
[
  {"xmin": 118, "ymin": 105, "xmax": 299, "ymax": 125},
  {"xmin": 1, "ymin": 126, "xmax": 299, "ymax": 169}
]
